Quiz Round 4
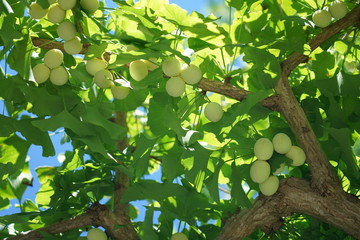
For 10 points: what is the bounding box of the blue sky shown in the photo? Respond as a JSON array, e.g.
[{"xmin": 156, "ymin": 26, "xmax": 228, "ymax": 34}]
[{"xmin": 154, "ymin": 0, "xmax": 210, "ymax": 13}]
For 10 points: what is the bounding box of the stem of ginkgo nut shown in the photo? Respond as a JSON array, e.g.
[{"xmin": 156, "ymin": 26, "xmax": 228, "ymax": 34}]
[
  {"xmin": 177, "ymin": 92, "xmax": 201, "ymax": 119},
  {"xmin": 250, "ymin": 124, "xmax": 260, "ymax": 136},
  {"xmin": 224, "ymin": 76, "xmax": 232, "ymax": 84},
  {"xmin": 96, "ymin": 88, "xmax": 106, "ymax": 103}
]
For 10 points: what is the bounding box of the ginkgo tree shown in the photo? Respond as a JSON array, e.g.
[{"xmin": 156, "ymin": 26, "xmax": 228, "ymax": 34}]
[{"xmin": 0, "ymin": 0, "xmax": 359, "ymax": 239}]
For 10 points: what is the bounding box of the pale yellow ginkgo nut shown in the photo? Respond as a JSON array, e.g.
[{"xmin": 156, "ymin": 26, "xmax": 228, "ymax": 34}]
[
  {"xmin": 254, "ymin": 138, "xmax": 274, "ymax": 160},
  {"xmin": 58, "ymin": 0, "xmax": 76, "ymax": 10},
  {"xmin": 166, "ymin": 76, "xmax": 185, "ymax": 97},
  {"xmin": 28, "ymin": 3, "xmax": 48, "ymax": 19},
  {"xmin": 142, "ymin": 58, "xmax": 158, "ymax": 71},
  {"xmin": 250, "ymin": 160, "xmax": 271, "ymax": 184},
  {"xmin": 272, "ymin": 133, "xmax": 292, "ymax": 154},
  {"xmin": 181, "ymin": 64, "xmax": 202, "ymax": 84},
  {"xmin": 162, "ymin": 57, "xmax": 182, "ymax": 77},
  {"xmin": 33, "ymin": 63, "xmax": 50, "ymax": 84},
  {"xmin": 80, "ymin": 0, "xmax": 99, "ymax": 13},
  {"xmin": 171, "ymin": 232, "xmax": 188, "ymax": 240},
  {"xmin": 204, "ymin": 102, "xmax": 223, "ymax": 122},
  {"xmin": 50, "ymin": 66, "xmax": 68, "ymax": 86},
  {"xmin": 312, "ymin": 9, "xmax": 331, "ymax": 28},
  {"xmin": 329, "ymin": 1, "xmax": 348, "ymax": 19},
  {"xmin": 111, "ymin": 85, "xmax": 130, "ymax": 100},
  {"xmin": 64, "ymin": 37, "xmax": 83, "ymax": 55},
  {"xmin": 87, "ymin": 228, "xmax": 107, "ymax": 240},
  {"xmin": 86, "ymin": 59, "xmax": 108, "ymax": 76},
  {"xmin": 259, "ymin": 175, "xmax": 279, "ymax": 196},
  {"xmin": 44, "ymin": 49, "xmax": 64, "ymax": 69},
  {"xmin": 129, "ymin": 60, "xmax": 148, "ymax": 81},
  {"xmin": 285, "ymin": 146, "xmax": 306, "ymax": 167},
  {"xmin": 94, "ymin": 69, "xmax": 113, "ymax": 88},
  {"xmin": 47, "ymin": 4, "xmax": 66, "ymax": 24},
  {"xmin": 57, "ymin": 21, "xmax": 77, "ymax": 41}
]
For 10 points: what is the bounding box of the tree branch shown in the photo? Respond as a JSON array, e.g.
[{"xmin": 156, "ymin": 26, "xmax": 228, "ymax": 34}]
[
  {"xmin": 8, "ymin": 204, "xmax": 106, "ymax": 240},
  {"xmin": 7, "ymin": 202, "xmax": 139, "ymax": 240},
  {"xmin": 198, "ymin": 79, "xmax": 281, "ymax": 111},
  {"xmin": 217, "ymin": 178, "xmax": 360, "ymax": 240},
  {"xmin": 31, "ymin": 37, "xmax": 111, "ymax": 60},
  {"xmin": 31, "ymin": 37, "xmax": 90, "ymax": 55}
]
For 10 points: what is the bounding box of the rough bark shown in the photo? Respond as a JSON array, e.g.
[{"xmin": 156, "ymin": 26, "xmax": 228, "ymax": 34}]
[
  {"xmin": 217, "ymin": 178, "xmax": 360, "ymax": 240},
  {"xmin": 31, "ymin": 37, "xmax": 90, "ymax": 55},
  {"xmin": 198, "ymin": 79, "xmax": 281, "ymax": 111}
]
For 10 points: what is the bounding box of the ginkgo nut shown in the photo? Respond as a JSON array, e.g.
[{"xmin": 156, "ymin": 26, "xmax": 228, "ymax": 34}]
[
  {"xmin": 80, "ymin": 0, "xmax": 99, "ymax": 13},
  {"xmin": 165, "ymin": 76, "xmax": 185, "ymax": 97},
  {"xmin": 129, "ymin": 60, "xmax": 148, "ymax": 81},
  {"xmin": 171, "ymin": 232, "xmax": 188, "ymax": 240},
  {"xmin": 57, "ymin": 21, "xmax": 77, "ymax": 41},
  {"xmin": 312, "ymin": 9, "xmax": 331, "ymax": 28},
  {"xmin": 143, "ymin": 58, "xmax": 158, "ymax": 71},
  {"xmin": 33, "ymin": 63, "xmax": 50, "ymax": 84},
  {"xmin": 259, "ymin": 176, "xmax": 279, "ymax": 196},
  {"xmin": 285, "ymin": 146, "xmax": 306, "ymax": 167},
  {"xmin": 181, "ymin": 64, "xmax": 202, "ymax": 84},
  {"xmin": 94, "ymin": 69, "xmax": 113, "ymax": 88},
  {"xmin": 329, "ymin": 1, "xmax": 347, "ymax": 19},
  {"xmin": 58, "ymin": 0, "xmax": 76, "ymax": 10},
  {"xmin": 50, "ymin": 66, "xmax": 68, "ymax": 86},
  {"xmin": 47, "ymin": 4, "xmax": 66, "ymax": 24},
  {"xmin": 87, "ymin": 228, "xmax": 107, "ymax": 240},
  {"xmin": 272, "ymin": 133, "xmax": 292, "ymax": 154},
  {"xmin": 111, "ymin": 85, "xmax": 130, "ymax": 100},
  {"xmin": 28, "ymin": 3, "xmax": 48, "ymax": 19},
  {"xmin": 162, "ymin": 57, "xmax": 182, "ymax": 77},
  {"xmin": 254, "ymin": 138, "xmax": 274, "ymax": 160},
  {"xmin": 204, "ymin": 102, "xmax": 223, "ymax": 122},
  {"xmin": 64, "ymin": 37, "xmax": 83, "ymax": 55},
  {"xmin": 250, "ymin": 160, "xmax": 271, "ymax": 184},
  {"xmin": 86, "ymin": 58, "xmax": 108, "ymax": 76},
  {"xmin": 44, "ymin": 49, "xmax": 64, "ymax": 69}
]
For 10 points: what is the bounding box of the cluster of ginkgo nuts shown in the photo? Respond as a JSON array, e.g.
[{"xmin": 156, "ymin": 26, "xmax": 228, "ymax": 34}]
[
  {"xmin": 30, "ymin": 0, "xmax": 224, "ymax": 118},
  {"xmin": 86, "ymin": 227, "xmax": 188, "ymax": 240},
  {"xmin": 131, "ymin": 57, "xmax": 224, "ymax": 123},
  {"xmin": 28, "ymin": 0, "xmax": 99, "ymax": 54},
  {"xmin": 30, "ymin": 0, "xmax": 100, "ymax": 86},
  {"xmin": 128, "ymin": 56, "xmax": 203, "ymax": 97},
  {"xmin": 250, "ymin": 133, "xmax": 306, "ymax": 196},
  {"xmin": 32, "ymin": 49, "xmax": 68, "ymax": 86},
  {"xmin": 312, "ymin": 0, "xmax": 347, "ymax": 28}
]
